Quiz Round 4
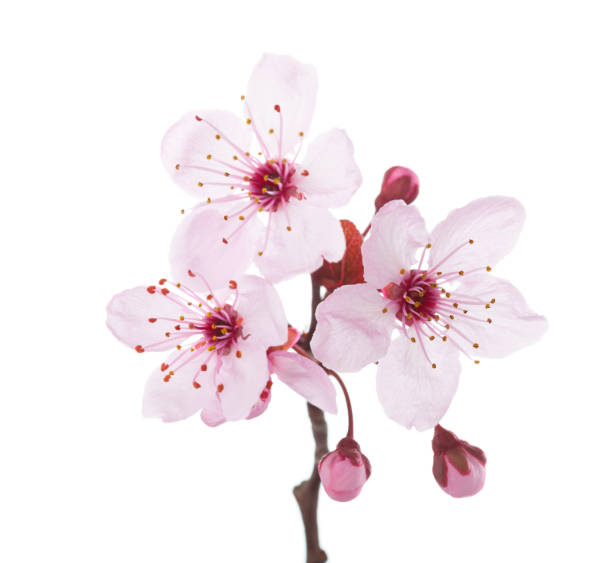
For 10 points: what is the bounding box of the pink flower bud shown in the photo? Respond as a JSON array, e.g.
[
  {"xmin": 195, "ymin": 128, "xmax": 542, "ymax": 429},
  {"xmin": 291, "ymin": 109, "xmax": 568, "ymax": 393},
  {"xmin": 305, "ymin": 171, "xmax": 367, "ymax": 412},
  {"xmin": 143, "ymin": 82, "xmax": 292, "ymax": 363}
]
[
  {"xmin": 432, "ymin": 424, "xmax": 487, "ymax": 498},
  {"xmin": 374, "ymin": 166, "xmax": 419, "ymax": 211},
  {"xmin": 318, "ymin": 437, "xmax": 371, "ymax": 502}
]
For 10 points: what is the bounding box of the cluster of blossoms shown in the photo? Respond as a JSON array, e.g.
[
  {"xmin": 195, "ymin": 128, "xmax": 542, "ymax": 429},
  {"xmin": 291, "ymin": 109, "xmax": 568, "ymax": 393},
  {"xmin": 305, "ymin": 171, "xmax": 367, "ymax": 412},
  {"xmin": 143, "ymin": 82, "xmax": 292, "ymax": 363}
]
[{"xmin": 107, "ymin": 53, "xmax": 546, "ymax": 518}]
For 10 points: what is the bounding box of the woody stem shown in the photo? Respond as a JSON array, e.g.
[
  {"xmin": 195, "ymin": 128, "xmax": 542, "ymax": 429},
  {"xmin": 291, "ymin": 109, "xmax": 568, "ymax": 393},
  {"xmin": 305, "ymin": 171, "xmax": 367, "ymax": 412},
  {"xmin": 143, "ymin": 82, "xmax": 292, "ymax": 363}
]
[{"xmin": 293, "ymin": 275, "xmax": 329, "ymax": 563}]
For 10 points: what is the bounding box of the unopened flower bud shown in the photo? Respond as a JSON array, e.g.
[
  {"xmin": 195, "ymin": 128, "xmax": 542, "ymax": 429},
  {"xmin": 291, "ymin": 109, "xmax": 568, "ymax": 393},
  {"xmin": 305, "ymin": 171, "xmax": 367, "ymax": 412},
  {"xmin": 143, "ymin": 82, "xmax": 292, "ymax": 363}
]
[
  {"xmin": 318, "ymin": 437, "xmax": 371, "ymax": 502},
  {"xmin": 432, "ymin": 424, "xmax": 486, "ymax": 498},
  {"xmin": 374, "ymin": 166, "xmax": 419, "ymax": 211}
]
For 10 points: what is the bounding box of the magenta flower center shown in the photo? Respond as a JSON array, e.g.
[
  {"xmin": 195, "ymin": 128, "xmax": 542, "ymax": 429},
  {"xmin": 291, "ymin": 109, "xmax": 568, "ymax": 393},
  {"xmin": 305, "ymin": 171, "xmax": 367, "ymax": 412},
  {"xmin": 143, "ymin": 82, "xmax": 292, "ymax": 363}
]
[
  {"xmin": 248, "ymin": 160, "xmax": 299, "ymax": 212},
  {"xmin": 383, "ymin": 270, "xmax": 441, "ymax": 325},
  {"xmin": 195, "ymin": 304, "xmax": 243, "ymax": 355}
]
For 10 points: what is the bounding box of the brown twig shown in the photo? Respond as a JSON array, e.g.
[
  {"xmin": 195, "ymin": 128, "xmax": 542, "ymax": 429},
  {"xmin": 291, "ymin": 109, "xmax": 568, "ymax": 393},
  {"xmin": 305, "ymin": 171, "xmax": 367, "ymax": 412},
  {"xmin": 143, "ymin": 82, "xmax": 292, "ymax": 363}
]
[{"xmin": 293, "ymin": 275, "xmax": 329, "ymax": 563}]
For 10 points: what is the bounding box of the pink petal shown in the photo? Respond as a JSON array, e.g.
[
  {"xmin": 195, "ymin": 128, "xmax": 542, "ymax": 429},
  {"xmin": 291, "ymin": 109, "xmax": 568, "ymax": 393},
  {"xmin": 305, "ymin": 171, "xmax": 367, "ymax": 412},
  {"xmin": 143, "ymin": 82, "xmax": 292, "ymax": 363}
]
[
  {"xmin": 199, "ymin": 383, "xmax": 227, "ymax": 427},
  {"xmin": 142, "ymin": 348, "xmax": 216, "ymax": 422},
  {"xmin": 255, "ymin": 200, "xmax": 345, "ymax": 282},
  {"xmin": 200, "ymin": 376, "xmax": 273, "ymax": 427},
  {"xmin": 297, "ymin": 129, "xmax": 362, "ymax": 207},
  {"xmin": 450, "ymin": 273, "xmax": 548, "ymax": 358},
  {"xmin": 236, "ymin": 275, "xmax": 288, "ymax": 348},
  {"xmin": 376, "ymin": 337, "xmax": 460, "ymax": 430},
  {"xmin": 106, "ymin": 286, "xmax": 188, "ymax": 352},
  {"xmin": 246, "ymin": 54, "xmax": 317, "ymax": 157},
  {"xmin": 268, "ymin": 351, "xmax": 337, "ymax": 414},
  {"xmin": 311, "ymin": 284, "xmax": 395, "ymax": 372},
  {"xmin": 170, "ymin": 207, "xmax": 263, "ymax": 291},
  {"xmin": 443, "ymin": 452, "xmax": 486, "ymax": 498},
  {"xmin": 161, "ymin": 110, "xmax": 252, "ymax": 199},
  {"xmin": 216, "ymin": 336, "xmax": 269, "ymax": 421},
  {"xmin": 246, "ymin": 377, "xmax": 273, "ymax": 421},
  {"xmin": 362, "ymin": 201, "xmax": 429, "ymax": 288},
  {"xmin": 429, "ymin": 197, "xmax": 525, "ymax": 274}
]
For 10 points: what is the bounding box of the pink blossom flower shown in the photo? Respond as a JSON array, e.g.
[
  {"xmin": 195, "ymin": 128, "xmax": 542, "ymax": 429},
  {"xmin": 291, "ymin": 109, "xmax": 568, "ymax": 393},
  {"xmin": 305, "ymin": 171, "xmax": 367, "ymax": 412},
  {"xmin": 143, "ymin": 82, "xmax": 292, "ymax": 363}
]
[
  {"xmin": 318, "ymin": 437, "xmax": 371, "ymax": 502},
  {"xmin": 312, "ymin": 197, "xmax": 547, "ymax": 430},
  {"xmin": 106, "ymin": 276, "xmax": 336, "ymax": 423},
  {"xmin": 161, "ymin": 54, "xmax": 362, "ymax": 285},
  {"xmin": 432, "ymin": 425, "xmax": 486, "ymax": 498}
]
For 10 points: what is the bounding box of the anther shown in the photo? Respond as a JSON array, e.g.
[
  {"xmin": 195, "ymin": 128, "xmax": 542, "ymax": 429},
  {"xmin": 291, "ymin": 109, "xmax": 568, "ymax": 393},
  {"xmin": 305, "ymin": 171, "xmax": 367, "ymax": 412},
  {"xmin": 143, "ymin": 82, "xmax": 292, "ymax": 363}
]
[
  {"xmin": 382, "ymin": 307, "xmax": 388, "ymax": 313},
  {"xmin": 135, "ymin": 345, "xmax": 144, "ymax": 353},
  {"xmin": 198, "ymin": 182, "xmax": 203, "ymax": 187},
  {"xmin": 146, "ymin": 285, "xmax": 156, "ymax": 294},
  {"xmin": 274, "ymin": 104, "xmax": 280, "ymax": 112},
  {"xmin": 201, "ymin": 364, "xmax": 207, "ymax": 371},
  {"xmin": 192, "ymin": 381, "xmax": 201, "ymax": 389},
  {"xmin": 175, "ymin": 164, "xmax": 180, "ymax": 170},
  {"xmin": 236, "ymin": 351, "xmax": 242, "ymax": 358},
  {"xmin": 469, "ymin": 239, "xmax": 474, "ymax": 244},
  {"xmin": 432, "ymin": 363, "xmax": 437, "ymax": 369},
  {"xmin": 473, "ymin": 343, "xmax": 479, "ymax": 349},
  {"xmin": 217, "ymin": 384, "xmax": 224, "ymax": 392}
]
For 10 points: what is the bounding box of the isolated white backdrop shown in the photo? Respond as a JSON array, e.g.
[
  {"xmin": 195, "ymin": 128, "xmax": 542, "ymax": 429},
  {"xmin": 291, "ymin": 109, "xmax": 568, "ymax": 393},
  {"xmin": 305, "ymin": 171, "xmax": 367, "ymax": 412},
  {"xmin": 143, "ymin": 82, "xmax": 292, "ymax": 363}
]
[{"xmin": 2, "ymin": 1, "xmax": 610, "ymax": 562}]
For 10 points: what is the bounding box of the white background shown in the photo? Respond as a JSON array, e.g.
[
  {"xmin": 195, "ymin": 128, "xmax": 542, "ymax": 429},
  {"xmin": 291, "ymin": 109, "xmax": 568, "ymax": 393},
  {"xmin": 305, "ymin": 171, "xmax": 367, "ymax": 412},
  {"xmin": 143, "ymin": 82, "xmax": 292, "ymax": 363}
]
[{"xmin": 2, "ymin": 1, "xmax": 610, "ymax": 562}]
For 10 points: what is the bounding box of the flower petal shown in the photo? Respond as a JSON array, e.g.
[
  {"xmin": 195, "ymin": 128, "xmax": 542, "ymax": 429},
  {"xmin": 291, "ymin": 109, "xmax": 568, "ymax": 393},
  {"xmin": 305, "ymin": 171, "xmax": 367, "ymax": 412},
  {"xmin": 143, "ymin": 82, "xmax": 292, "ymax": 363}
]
[
  {"xmin": 450, "ymin": 273, "xmax": 547, "ymax": 358},
  {"xmin": 297, "ymin": 129, "xmax": 362, "ymax": 207},
  {"xmin": 311, "ymin": 283, "xmax": 395, "ymax": 373},
  {"xmin": 246, "ymin": 54, "xmax": 317, "ymax": 157},
  {"xmin": 255, "ymin": 200, "xmax": 345, "ymax": 282},
  {"xmin": 217, "ymin": 337, "xmax": 269, "ymax": 421},
  {"xmin": 429, "ymin": 197, "xmax": 525, "ymax": 274},
  {"xmin": 161, "ymin": 110, "xmax": 252, "ymax": 199},
  {"xmin": 362, "ymin": 201, "xmax": 429, "ymax": 288},
  {"xmin": 142, "ymin": 347, "xmax": 215, "ymax": 422},
  {"xmin": 268, "ymin": 351, "xmax": 337, "ymax": 414},
  {"xmin": 170, "ymin": 207, "xmax": 263, "ymax": 291},
  {"xmin": 236, "ymin": 275, "xmax": 288, "ymax": 348},
  {"xmin": 376, "ymin": 337, "xmax": 460, "ymax": 431},
  {"xmin": 106, "ymin": 286, "xmax": 189, "ymax": 352}
]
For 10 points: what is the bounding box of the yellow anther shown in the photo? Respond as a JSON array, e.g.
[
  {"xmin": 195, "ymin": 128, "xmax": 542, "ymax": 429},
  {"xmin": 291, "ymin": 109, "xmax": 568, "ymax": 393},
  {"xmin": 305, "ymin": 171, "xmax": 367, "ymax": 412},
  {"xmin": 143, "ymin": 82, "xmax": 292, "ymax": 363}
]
[
  {"xmin": 411, "ymin": 337, "xmax": 416, "ymax": 343},
  {"xmin": 486, "ymin": 266, "xmax": 492, "ymax": 272},
  {"xmin": 179, "ymin": 316, "xmax": 184, "ymax": 321},
  {"xmin": 382, "ymin": 307, "xmax": 388, "ymax": 313},
  {"xmin": 459, "ymin": 270, "xmax": 465, "ymax": 276},
  {"xmin": 474, "ymin": 360, "xmax": 480, "ymax": 364},
  {"xmin": 198, "ymin": 182, "xmax": 203, "ymax": 187},
  {"xmin": 246, "ymin": 118, "xmax": 252, "ymax": 125},
  {"xmin": 215, "ymin": 134, "xmax": 221, "ymax": 140},
  {"xmin": 469, "ymin": 239, "xmax": 474, "ymax": 244},
  {"xmin": 208, "ymin": 345, "xmax": 216, "ymax": 351},
  {"xmin": 473, "ymin": 343, "xmax": 479, "ymax": 349},
  {"xmin": 239, "ymin": 215, "xmax": 245, "ymax": 221},
  {"xmin": 299, "ymin": 131, "xmax": 304, "ymax": 137},
  {"xmin": 206, "ymin": 154, "xmax": 212, "ymax": 160},
  {"xmin": 269, "ymin": 129, "xmax": 274, "ymax": 134},
  {"xmin": 400, "ymin": 268, "xmax": 406, "ymax": 274},
  {"xmin": 286, "ymin": 226, "xmax": 292, "ymax": 231},
  {"xmin": 429, "ymin": 336, "xmax": 435, "ymax": 341},
  {"xmin": 432, "ymin": 363, "xmax": 437, "ymax": 369}
]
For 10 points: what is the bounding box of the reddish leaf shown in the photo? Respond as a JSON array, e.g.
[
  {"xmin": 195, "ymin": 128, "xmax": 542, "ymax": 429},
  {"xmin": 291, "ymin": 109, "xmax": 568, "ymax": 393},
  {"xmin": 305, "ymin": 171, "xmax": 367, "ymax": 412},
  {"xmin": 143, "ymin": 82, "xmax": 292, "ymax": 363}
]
[{"xmin": 312, "ymin": 219, "xmax": 365, "ymax": 292}]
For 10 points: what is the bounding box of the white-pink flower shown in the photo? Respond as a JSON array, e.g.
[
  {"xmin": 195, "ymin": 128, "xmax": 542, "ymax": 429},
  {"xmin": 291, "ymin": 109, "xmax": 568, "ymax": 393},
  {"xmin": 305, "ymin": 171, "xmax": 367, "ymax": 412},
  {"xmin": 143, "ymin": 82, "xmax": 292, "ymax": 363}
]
[
  {"xmin": 106, "ymin": 274, "xmax": 336, "ymax": 424},
  {"xmin": 162, "ymin": 53, "xmax": 362, "ymax": 286},
  {"xmin": 311, "ymin": 197, "xmax": 547, "ymax": 430}
]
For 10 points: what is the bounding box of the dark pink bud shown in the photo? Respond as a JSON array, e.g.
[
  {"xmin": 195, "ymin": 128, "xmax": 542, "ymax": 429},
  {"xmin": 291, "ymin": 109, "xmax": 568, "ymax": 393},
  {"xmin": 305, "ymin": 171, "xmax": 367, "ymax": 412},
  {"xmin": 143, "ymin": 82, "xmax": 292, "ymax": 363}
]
[
  {"xmin": 318, "ymin": 437, "xmax": 371, "ymax": 502},
  {"xmin": 432, "ymin": 425, "xmax": 486, "ymax": 498},
  {"xmin": 374, "ymin": 166, "xmax": 419, "ymax": 211}
]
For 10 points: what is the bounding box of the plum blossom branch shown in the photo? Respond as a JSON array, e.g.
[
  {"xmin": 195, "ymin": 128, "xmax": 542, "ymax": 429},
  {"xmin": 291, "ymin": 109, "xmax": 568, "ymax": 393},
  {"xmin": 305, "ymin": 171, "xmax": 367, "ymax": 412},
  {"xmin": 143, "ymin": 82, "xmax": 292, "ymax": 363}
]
[{"xmin": 293, "ymin": 275, "xmax": 329, "ymax": 563}]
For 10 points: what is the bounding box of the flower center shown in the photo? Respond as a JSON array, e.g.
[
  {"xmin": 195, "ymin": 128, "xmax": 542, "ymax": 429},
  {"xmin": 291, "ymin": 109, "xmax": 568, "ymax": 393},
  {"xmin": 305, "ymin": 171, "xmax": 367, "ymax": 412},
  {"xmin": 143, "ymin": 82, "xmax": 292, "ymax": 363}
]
[
  {"xmin": 248, "ymin": 160, "xmax": 299, "ymax": 212},
  {"xmin": 383, "ymin": 270, "xmax": 441, "ymax": 325},
  {"xmin": 195, "ymin": 304, "xmax": 242, "ymax": 355}
]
